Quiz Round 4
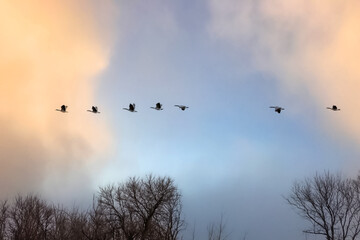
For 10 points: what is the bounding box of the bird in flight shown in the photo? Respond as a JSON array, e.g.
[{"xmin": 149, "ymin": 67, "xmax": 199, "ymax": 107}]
[
  {"xmin": 174, "ymin": 105, "xmax": 189, "ymax": 111},
  {"xmin": 123, "ymin": 103, "xmax": 137, "ymax": 112},
  {"xmin": 87, "ymin": 106, "xmax": 100, "ymax": 113},
  {"xmin": 56, "ymin": 105, "xmax": 68, "ymax": 113},
  {"xmin": 151, "ymin": 102, "xmax": 163, "ymax": 110},
  {"xmin": 269, "ymin": 106, "xmax": 284, "ymax": 114},
  {"xmin": 327, "ymin": 105, "xmax": 340, "ymax": 111}
]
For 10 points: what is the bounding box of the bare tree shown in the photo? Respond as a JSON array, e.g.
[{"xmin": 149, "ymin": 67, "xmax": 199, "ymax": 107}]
[
  {"xmin": 207, "ymin": 214, "xmax": 230, "ymax": 240},
  {"xmin": 286, "ymin": 172, "xmax": 360, "ymax": 240},
  {"xmin": 0, "ymin": 200, "xmax": 8, "ymax": 240},
  {"xmin": 67, "ymin": 207, "xmax": 89, "ymax": 240},
  {"xmin": 98, "ymin": 175, "xmax": 184, "ymax": 240},
  {"xmin": 0, "ymin": 175, "xmax": 184, "ymax": 240},
  {"xmin": 81, "ymin": 197, "xmax": 112, "ymax": 240},
  {"xmin": 8, "ymin": 195, "xmax": 53, "ymax": 240},
  {"xmin": 152, "ymin": 190, "xmax": 185, "ymax": 240},
  {"xmin": 49, "ymin": 206, "xmax": 71, "ymax": 240}
]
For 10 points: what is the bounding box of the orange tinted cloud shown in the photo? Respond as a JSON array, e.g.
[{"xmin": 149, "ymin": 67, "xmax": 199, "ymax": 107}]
[{"xmin": 0, "ymin": 1, "xmax": 116, "ymax": 198}]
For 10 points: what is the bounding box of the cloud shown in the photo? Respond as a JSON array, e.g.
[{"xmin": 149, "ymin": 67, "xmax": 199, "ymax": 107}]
[
  {"xmin": 209, "ymin": 0, "xmax": 360, "ymax": 148},
  {"xmin": 0, "ymin": 1, "xmax": 116, "ymax": 199}
]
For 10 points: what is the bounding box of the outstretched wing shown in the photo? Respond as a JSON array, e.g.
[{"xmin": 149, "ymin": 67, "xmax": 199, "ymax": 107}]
[{"xmin": 175, "ymin": 105, "xmax": 188, "ymax": 110}]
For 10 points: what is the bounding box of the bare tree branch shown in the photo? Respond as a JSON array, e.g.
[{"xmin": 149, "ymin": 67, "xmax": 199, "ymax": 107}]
[{"xmin": 286, "ymin": 172, "xmax": 360, "ymax": 240}]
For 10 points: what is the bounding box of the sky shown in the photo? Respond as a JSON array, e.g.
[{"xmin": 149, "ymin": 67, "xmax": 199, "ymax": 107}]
[{"xmin": 2, "ymin": 0, "xmax": 360, "ymax": 239}]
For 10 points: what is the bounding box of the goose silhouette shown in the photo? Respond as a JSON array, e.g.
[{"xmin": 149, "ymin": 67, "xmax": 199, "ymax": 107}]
[
  {"xmin": 151, "ymin": 102, "xmax": 163, "ymax": 110},
  {"xmin": 269, "ymin": 106, "xmax": 284, "ymax": 114},
  {"xmin": 123, "ymin": 103, "xmax": 137, "ymax": 112},
  {"xmin": 56, "ymin": 105, "xmax": 68, "ymax": 113},
  {"xmin": 87, "ymin": 106, "xmax": 100, "ymax": 113},
  {"xmin": 327, "ymin": 105, "xmax": 340, "ymax": 111},
  {"xmin": 174, "ymin": 105, "xmax": 189, "ymax": 111}
]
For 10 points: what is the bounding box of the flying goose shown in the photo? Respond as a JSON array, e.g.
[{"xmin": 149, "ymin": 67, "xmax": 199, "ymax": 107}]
[
  {"xmin": 151, "ymin": 102, "xmax": 163, "ymax": 110},
  {"xmin": 269, "ymin": 106, "xmax": 284, "ymax": 114},
  {"xmin": 123, "ymin": 103, "xmax": 137, "ymax": 112},
  {"xmin": 327, "ymin": 105, "xmax": 340, "ymax": 111},
  {"xmin": 87, "ymin": 106, "xmax": 100, "ymax": 113},
  {"xmin": 56, "ymin": 105, "xmax": 68, "ymax": 113},
  {"xmin": 174, "ymin": 105, "xmax": 189, "ymax": 111}
]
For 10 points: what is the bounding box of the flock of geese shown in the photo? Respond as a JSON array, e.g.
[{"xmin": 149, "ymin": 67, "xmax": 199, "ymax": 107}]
[
  {"xmin": 55, "ymin": 103, "xmax": 341, "ymax": 114},
  {"xmin": 55, "ymin": 103, "xmax": 189, "ymax": 113},
  {"xmin": 269, "ymin": 105, "xmax": 340, "ymax": 113}
]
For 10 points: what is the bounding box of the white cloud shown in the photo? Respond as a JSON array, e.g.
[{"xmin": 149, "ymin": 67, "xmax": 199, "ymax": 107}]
[{"xmin": 209, "ymin": 0, "xmax": 360, "ymax": 147}]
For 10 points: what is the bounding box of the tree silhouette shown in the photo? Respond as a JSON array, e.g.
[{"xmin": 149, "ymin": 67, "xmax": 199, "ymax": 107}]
[
  {"xmin": 98, "ymin": 174, "xmax": 184, "ymax": 240},
  {"xmin": 287, "ymin": 172, "xmax": 360, "ymax": 240},
  {"xmin": 0, "ymin": 174, "xmax": 185, "ymax": 240}
]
